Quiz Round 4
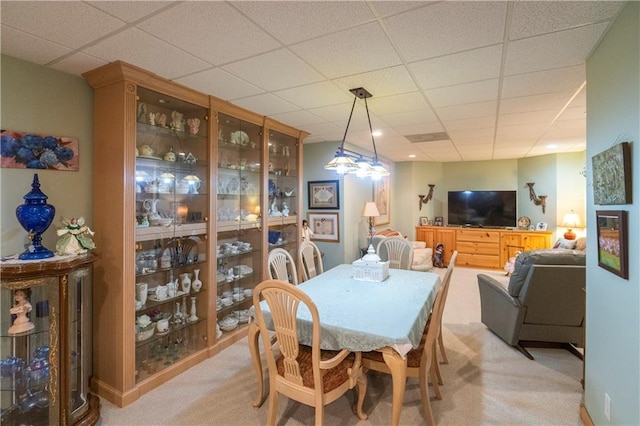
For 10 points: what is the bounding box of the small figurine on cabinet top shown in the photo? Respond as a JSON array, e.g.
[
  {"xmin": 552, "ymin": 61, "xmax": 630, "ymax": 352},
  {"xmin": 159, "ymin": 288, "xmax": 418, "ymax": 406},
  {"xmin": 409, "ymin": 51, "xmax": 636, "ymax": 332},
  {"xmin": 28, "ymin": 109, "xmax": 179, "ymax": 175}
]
[
  {"xmin": 302, "ymin": 219, "xmax": 314, "ymax": 241},
  {"xmin": 9, "ymin": 288, "xmax": 35, "ymax": 334},
  {"xmin": 56, "ymin": 217, "xmax": 96, "ymax": 256},
  {"xmin": 434, "ymin": 243, "xmax": 445, "ymax": 268},
  {"xmin": 171, "ymin": 111, "xmax": 185, "ymax": 132}
]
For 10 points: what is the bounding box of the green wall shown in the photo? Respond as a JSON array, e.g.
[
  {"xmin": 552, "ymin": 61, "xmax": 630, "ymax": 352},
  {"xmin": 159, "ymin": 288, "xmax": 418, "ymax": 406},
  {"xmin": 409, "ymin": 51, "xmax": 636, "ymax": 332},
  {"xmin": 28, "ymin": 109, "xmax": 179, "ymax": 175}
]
[
  {"xmin": 585, "ymin": 3, "xmax": 640, "ymax": 424},
  {"xmin": 1, "ymin": 55, "xmax": 94, "ymax": 256}
]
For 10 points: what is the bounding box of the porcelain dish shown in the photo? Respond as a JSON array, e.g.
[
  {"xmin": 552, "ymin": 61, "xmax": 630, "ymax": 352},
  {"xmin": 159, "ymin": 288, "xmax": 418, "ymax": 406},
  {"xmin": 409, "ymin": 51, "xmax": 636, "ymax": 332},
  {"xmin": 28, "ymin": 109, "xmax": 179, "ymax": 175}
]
[{"xmin": 219, "ymin": 315, "xmax": 239, "ymax": 331}]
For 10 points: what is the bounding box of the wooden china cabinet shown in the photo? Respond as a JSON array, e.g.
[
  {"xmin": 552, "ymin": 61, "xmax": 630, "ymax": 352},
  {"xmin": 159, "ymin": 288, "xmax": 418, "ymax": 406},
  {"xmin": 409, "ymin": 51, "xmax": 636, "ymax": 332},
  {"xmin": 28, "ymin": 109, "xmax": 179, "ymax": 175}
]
[
  {"xmin": 84, "ymin": 61, "xmax": 307, "ymax": 407},
  {"xmin": 0, "ymin": 254, "xmax": 99, "ymax": 425}
]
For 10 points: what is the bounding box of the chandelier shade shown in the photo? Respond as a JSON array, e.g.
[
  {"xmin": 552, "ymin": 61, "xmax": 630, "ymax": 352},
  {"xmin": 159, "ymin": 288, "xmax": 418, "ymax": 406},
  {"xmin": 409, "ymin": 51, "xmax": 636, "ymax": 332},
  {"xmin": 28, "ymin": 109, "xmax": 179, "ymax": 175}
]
[{"xmin": 323, "ymin": 87, "xmax": 389, "ymax": 179}]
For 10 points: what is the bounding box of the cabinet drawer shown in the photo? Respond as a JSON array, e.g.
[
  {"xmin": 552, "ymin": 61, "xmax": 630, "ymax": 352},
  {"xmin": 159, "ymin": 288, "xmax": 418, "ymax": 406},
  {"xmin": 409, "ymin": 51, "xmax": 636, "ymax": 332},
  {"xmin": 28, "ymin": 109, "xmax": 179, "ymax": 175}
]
[
  {"xmin": 456, "ymin": 241, "xmax": 499, "ymax": 255},
  {"xmin": 456, "ymin": 229, "xmax": 500, "ymax": 243},
  {"xmin": 457, "ymin": 253, "xmax": 500, "ymax": 269}
]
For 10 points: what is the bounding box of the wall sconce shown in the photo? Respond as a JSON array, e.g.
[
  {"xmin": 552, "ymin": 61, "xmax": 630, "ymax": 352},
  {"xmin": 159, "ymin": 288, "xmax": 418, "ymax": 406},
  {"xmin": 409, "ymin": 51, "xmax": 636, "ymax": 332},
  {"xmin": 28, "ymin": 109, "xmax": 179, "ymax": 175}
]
[
  {"xmin": 526, "ymin": 182, "xmax": 548, "ymax": 214},
  {"xmin": 418, "ymin": 184, "xmax": 435, "ymax": 210}
]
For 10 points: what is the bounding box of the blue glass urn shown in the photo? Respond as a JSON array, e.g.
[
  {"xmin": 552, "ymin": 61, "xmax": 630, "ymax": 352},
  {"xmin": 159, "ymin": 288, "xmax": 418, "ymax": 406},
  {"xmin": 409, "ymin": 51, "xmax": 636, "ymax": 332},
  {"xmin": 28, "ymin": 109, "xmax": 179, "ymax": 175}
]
[{"xmin": 16, "ymin": 174, "xmax": 56, "ymax": 260}]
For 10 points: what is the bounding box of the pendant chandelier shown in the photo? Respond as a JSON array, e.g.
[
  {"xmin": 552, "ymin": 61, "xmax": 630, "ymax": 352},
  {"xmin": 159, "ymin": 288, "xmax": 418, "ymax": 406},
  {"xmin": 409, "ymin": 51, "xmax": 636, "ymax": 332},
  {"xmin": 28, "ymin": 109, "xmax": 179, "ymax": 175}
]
[{"xmin": 323, "ymin": 87, "xmax": 390, "ymax": 180}]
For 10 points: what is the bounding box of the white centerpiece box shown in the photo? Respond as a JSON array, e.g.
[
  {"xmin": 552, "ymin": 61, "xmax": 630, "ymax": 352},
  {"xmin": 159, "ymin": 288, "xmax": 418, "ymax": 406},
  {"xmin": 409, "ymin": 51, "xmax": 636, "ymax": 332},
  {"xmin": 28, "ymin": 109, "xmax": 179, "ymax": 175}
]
[{"xmin": 352, "ymin": 244, "xmax": 389, "ymax": 282}]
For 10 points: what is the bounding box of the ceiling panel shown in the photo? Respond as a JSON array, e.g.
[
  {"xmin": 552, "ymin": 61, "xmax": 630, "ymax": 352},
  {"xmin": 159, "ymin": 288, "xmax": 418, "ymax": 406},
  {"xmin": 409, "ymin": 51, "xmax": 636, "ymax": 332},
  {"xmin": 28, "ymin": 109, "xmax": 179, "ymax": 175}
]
[{"xmin": 0, "ymin": 0, "xmax": 614, "ymax": 163}]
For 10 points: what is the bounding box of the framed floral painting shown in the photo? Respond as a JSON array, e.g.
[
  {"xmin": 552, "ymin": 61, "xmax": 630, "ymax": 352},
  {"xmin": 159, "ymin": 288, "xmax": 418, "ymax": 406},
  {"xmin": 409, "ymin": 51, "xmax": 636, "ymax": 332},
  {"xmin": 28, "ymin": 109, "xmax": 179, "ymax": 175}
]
[{"xmin": 1, "ymin": 130, "xmax": 79, "ymax": 171}]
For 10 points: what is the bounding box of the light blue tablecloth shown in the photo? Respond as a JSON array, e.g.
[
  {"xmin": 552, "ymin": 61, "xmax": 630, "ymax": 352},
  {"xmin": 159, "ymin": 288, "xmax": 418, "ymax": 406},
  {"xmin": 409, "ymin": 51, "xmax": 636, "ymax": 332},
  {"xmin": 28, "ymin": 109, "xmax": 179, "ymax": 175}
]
[{"xmin": 261, "ymin": 264, "xmax": 441, "ymax": 356}]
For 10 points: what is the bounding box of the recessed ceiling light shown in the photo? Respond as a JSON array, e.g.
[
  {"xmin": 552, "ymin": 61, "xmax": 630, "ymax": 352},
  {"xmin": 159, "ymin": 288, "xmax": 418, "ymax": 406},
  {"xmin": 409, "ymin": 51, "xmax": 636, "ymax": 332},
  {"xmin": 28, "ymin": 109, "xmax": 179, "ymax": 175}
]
[
  {"xmin": 409, "ymin": 154, "xmax": 416, "ymax": 158},
  {"xmin": 372, "ymin": 130, "xmax": 382, "ymax": 137},
  {"xmin": 547, "ymin": 144, "xmax": 558, "ymax": 149}
]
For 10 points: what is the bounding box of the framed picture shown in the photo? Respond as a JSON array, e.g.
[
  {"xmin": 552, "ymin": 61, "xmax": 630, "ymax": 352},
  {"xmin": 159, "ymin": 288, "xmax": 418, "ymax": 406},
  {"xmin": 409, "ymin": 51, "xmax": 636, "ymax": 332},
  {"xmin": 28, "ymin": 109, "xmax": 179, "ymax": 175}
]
[
  {"xmin": 434, "ymin": 216, "xmax": 444, "ymax": 226},
  {"xmin": 536, "ymin": 222, "xmax": 548, "ymax": 231},
  {"xmin": 596, "ymin": 210, "xmax": 628, "ymax": 279},
  {"xmin": 592, "ymin": 142, "xmax": 632, "ymax": 205},
  {"xmin": 308, "ymin": 180, "xmax": 339, "ymax": 209},
  {"xmin": 307, "ymin": 212, "xmax": 340, "ymax": 242},
  {"xmin": 420, "ymin": 217, "xmax": 429, "ymax": 226},
  {"xmin": 1, "ymin": 129, "xmax": 80, "ymax": 171},
  {"xmin": 373, "ymin": 178, "xmax": 390, "ymax": 225}
]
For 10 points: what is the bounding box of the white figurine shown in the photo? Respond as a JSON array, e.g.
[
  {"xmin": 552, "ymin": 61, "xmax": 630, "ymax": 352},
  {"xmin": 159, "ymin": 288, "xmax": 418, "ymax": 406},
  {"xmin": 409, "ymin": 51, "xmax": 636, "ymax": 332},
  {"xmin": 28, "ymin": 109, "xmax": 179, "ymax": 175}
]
[
  {"xmin": 171, "ymin": 111, "xmax": 185, "ymax": 132},
  {"xmin": 9, "ymin": 289, "xmax": 35, "ymax": 334},
  {"xmin": 56, "ymin": 217, "xmax": 96, "ymax": 255}
]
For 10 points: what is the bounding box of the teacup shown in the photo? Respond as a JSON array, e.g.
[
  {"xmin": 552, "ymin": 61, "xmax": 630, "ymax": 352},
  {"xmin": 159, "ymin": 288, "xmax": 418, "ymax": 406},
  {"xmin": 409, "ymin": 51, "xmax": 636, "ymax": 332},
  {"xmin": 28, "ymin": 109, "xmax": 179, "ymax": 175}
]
[
  {"xmin": 222, "ymin": 291, "xmax": 233, "ymax": 298},
  {"xmin": 232, "ymin": 293, "xmax": 244, "ymax": 302},
  {"xmin": 243, "ymin": 288, "xmax": 253, "ymax": 298},
  {"xmin": 156, "ymin": 318, "xmax": 169, "ymax": 333},
  {"xmin": 155, "ymin": 285, "xmax": 168, "ymax": 301},
  {"xmin": 222, "ymin": 297, "xmax": 233, "ymax": 306}
]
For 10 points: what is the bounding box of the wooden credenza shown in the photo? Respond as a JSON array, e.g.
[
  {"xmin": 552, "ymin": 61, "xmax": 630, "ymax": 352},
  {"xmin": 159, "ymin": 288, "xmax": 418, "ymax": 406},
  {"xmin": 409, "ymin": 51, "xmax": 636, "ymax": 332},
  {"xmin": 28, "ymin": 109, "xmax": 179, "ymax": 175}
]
[{"xmin": 415, "ymin": 226, "xmax": 553, "ymax": 269}]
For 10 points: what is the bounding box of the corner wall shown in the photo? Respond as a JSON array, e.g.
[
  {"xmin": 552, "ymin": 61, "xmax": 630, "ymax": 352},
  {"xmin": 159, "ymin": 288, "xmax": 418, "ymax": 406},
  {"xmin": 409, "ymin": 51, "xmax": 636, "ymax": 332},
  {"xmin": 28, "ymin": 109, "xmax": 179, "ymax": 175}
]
[
  {"xmin": 584, "ymin": 3, "xmax": 640, "ymax": 424},
  {"xmin": 1, "ymin": 55, "xmax": 94, "ymax": 256}
]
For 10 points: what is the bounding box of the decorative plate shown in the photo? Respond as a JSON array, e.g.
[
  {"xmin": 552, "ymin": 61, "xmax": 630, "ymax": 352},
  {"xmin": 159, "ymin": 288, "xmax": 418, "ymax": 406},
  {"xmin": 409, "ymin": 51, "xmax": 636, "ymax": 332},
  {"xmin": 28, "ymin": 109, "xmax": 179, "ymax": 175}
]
[{"xmin": 517, "ymin": 216, "xmax": 531, "ymax": 230}]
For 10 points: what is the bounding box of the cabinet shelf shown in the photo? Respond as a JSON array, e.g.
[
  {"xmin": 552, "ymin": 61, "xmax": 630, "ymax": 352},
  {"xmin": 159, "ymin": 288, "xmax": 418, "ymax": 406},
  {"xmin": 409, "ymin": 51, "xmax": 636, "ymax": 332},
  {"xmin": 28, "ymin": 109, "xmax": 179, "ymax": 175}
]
[
  {"xmin": 135, "ymin": 222, "xmax": 208, "ymax": 242},
  {"xmin": 135, "ymin": 317, "xmax": 206, "ymax": 349},
  {"xmin": 216, "ymin": 221, "xmax": 261, "ymax": 232}
]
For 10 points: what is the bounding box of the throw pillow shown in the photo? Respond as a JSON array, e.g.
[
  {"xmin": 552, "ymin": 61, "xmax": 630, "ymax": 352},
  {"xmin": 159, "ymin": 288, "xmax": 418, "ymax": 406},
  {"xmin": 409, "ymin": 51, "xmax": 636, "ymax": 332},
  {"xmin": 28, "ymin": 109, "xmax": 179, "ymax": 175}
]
[{"xmin": 553, "ymin": 238, "xmax": 577, "ymax": 249}]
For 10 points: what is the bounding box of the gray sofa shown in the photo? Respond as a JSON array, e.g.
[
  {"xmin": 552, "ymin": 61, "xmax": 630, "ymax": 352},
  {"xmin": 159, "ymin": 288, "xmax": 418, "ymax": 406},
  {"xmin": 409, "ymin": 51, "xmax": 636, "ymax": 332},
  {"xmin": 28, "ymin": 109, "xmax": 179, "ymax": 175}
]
[{"xmin": 477, "ymin": 249, "xmax": 586, "ymax": 359}]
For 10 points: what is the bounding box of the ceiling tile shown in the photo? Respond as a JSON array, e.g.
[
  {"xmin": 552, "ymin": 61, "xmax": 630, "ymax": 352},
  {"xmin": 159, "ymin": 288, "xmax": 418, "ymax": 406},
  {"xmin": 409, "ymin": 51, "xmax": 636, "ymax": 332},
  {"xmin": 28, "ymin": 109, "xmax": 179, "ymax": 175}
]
[
  {"xmin": 332, "ymin": 65, "xmax": 419, "ymax": 98},
  {"xmin": 137, "ymin": 2, "xmax": 281, "ymax": 66},
  {"xmin": 557, "ymin": 106, "xmax": 587, "ymax": 121},
  {"xmin": 0, "ymin": 27, "xmax": 72, "ymax": 65},
  {"xmin": 1, "ymin": 1, "xmax": 125, "ymax": 49},
  {"xmin": 441, "ymin": 116, "xmax": 497, "ymax": 132},
  {"xmin": 83, "ymin": 28, "xmax": 211, "ymax": 79},
  {"xmin": 499, "ymin": 92, "xmax": 574, "ymax": 115},
  {"xmin": 453, "ymin": 138, "xmax": 494, "ymax": 147},
  {"xmin": 233, "ymin": 1, "xmax": 374, "ymax": 45},
  {"xmin": 371, "ymin": 2, "xmax": 436, "ymax": 18},
  {"xmin": 384, "ymin": 1, "xmax": 507, "ymax": 61},
  {"xmin": 50, "ymin": 52, "xmax": 108, "ymax": 75},
  {"xmin": 410, "ymin": 45, "xmax": 503, "ymax": 89},
  {"xmin": 291, "ymin": 22, "xmax": 402, "ymax": 79},
  {"xmin": 378, "ymin": 109, "xmax": 439, "ymax": 127},
  {"xmin": 502, "ymin": 65, "xmax": 585, "ymax": 99},
  {"xmin": 448, "ymin": 127, "xmax": 495, "ymax": 140},
  {"xmin": 425, "ymin": 79, "xmax": 500, "ymax": 108},
  {"xmin": 496, "ymin": 122, "xmax": 548, "ymax": 141},
  {"xmin": 367, "ymin": 92, "xmax": 430, "ymax": 115},
  {"xmin": 272, "ymin": 82, "xmax": 351, "ymax": 110},
  {"xmin": 498, "ymin": 109, "xmax": 559, "ymax": 127},
  {"xmin": 88, "ymin": 1, "xmax": 174, "ymax": 23},
  {"xmin": 232, "ymin": 93, "xmax": 300, "ymax": 117},
  {"xmin": 175, "ymin": 68, "xmax": 264, "ymax": 101},
  {"xmin": 510, "ymin": 1, "xmax": 625, "ymax": 40},
  {"xmin": 504, "ymin": 23, "xmax": 610, "ymax": 75},
  {"xmin": 436, "ymin": 101, "xmax": 497, "ymax": 121},
  {"xmin": 270, "ymin": 110, "xmax": 328, "ymax": 128},
  {"xmin": 222, "ymin": 49, "xmax": 324, "ymax": 91},
  {"xmin": 393, "ymin": 122, "xmax": 446, "ymax": 137}
]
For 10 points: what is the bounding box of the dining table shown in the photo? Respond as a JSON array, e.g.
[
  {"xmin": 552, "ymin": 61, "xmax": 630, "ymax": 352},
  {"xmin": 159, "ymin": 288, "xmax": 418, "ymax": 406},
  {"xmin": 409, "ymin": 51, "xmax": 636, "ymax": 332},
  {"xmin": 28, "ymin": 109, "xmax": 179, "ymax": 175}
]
[{"xmin": 248, "ymin": 263, "xmax": 441, "ymax": 426}]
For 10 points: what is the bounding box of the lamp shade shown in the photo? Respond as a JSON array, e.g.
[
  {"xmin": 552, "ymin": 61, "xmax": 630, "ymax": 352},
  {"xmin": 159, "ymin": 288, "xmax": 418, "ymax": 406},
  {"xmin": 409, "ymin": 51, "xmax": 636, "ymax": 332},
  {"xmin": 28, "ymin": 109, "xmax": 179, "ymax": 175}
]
[
  {"xmin": 362, "ymin": 201, "xmax": 380, "ymax": 218},
  {"xmin": 561, "ymin": 211, "xmax": 581, "ymax": 240}
]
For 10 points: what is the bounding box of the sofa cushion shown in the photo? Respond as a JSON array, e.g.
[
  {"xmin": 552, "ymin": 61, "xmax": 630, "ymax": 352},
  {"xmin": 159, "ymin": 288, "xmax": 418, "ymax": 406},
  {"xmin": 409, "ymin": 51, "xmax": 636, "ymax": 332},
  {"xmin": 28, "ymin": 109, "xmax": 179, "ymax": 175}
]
[
  {"xmin": 412, "ymin": 241, "xmax": 426, "ymax": 249},
  {"xmin": 553, "ymin": 238, "xmax": 577, "ymax": 249},
  {"xmin": 507, "ymin": 249, "xmax": 586, "ymax": 297}
]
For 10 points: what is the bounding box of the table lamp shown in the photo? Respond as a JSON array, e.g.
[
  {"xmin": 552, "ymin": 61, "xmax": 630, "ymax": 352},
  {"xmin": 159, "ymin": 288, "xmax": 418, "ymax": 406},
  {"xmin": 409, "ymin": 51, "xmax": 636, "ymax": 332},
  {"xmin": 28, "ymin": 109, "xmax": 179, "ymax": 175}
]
[
  {"xmin": 561, "ymin": 210, "xmax": 581, "ymax": 240},
  {"xmin": 362, "ymin": 201, "xmax": 380, "ymax": 248}
]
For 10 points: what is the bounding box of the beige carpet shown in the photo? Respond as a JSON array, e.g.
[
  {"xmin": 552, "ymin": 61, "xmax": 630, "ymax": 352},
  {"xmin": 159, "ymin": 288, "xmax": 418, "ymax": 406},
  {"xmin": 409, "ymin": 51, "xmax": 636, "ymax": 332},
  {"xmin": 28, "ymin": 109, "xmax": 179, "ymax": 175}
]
[{"xmin": 98, "ymin": 267, "xmax": 583, "ymax": 425}]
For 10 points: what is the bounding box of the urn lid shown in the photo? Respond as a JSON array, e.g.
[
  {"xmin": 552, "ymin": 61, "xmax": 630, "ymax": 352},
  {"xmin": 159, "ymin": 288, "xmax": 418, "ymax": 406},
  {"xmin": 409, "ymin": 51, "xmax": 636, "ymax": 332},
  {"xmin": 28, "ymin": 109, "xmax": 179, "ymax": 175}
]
[{"xmin": 23, "ymin": 174, "xmax": 49, "ymax": 204}]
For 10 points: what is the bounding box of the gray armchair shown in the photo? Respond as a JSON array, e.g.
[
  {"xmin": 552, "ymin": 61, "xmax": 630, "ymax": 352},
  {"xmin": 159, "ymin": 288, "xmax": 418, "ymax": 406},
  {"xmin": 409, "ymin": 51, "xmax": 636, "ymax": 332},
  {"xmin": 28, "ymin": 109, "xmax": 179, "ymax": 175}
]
[{"xmin": 477, "ymin": 249, "xmax": 586, "ymax": 359}]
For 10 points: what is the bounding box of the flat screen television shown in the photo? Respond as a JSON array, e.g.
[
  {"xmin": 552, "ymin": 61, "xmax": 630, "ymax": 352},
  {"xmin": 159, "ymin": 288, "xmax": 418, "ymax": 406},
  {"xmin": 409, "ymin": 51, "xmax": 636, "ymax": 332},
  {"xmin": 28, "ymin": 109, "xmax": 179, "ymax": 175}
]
[{"xmin": 447, "ymin": 190, "xmax": 517, "ymax": 227}]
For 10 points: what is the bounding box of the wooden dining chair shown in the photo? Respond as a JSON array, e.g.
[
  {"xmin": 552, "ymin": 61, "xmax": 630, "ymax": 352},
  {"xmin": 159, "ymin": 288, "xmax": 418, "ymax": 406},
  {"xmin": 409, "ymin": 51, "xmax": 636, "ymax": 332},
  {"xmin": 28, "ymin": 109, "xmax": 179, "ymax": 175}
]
[
  {"xmin": 267, "ymin": 248, "xmax": 298, "ymax": 285},
  {"xmin": 253, "ymin": 279, "xmax": 368, "ymax": 426},
  {"xmin": 362, "ymin": 266, "xmax": 452, "ymax": 425},
  {"xmin": 437, "ymin": 250, "xmax": 458, "ymax": 366},
  {"xmin": 299, "ymin": 240, "xmax": 324, "ymax": 282},
  {"xmin": 376, "ymin": 237, "xmax": 414, "ymax": 270}
]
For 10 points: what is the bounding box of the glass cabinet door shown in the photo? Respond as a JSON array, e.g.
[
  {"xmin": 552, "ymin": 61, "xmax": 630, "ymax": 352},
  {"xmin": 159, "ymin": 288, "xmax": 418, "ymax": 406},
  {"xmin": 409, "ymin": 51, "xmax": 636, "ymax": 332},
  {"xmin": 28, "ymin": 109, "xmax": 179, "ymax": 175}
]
[
  {"xmin": 267, "ymin": 129, "xmax": 300, "ymax": 279},
  {"xmin": 216, "ymin": 113, "xmax": 262, "ymax": 337},
  {"xmin": 134, "ymin": 87, "xmax": 209, "ymax": 383}
]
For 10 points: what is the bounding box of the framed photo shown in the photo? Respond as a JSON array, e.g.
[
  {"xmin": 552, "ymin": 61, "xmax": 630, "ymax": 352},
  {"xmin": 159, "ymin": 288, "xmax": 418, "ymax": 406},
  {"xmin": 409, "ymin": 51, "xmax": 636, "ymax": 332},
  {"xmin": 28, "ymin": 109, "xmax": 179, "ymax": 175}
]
[
  {"xmin": 592, "ymin": 142, "xmax": 632, "ymax": 205},
  {"xmin": 434, "ymin": 216, "xmax": 444, "ymax": 226},
  {"xmin": 536, "ymin": 222, "xmax": 548, "ymax": 231},
  {"xmin": 307, "ymin": 212, "xmax": 340, "ymax": 242},
  {"xmin": 308, "ymin": 180, "xmax": 339, "ymax": 209},
  {"xmin": 596, "ymin": 210, "xmax": 628, "ymax": 279},
  {"xmin": 373, "ymin": 178, "xmax": 390, "ymax": 225},
  {"xmin": 420, "ymin": 217, "xmax": 429, "ymax": 226}
]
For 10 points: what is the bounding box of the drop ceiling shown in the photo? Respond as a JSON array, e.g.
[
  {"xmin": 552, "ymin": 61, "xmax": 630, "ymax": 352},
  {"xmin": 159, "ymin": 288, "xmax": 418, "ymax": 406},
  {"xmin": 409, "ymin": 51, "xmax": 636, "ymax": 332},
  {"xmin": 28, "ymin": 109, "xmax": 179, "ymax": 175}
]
[{"xmin": 0, "ymin": 1, "xmax": 627, "ymax": 163}]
